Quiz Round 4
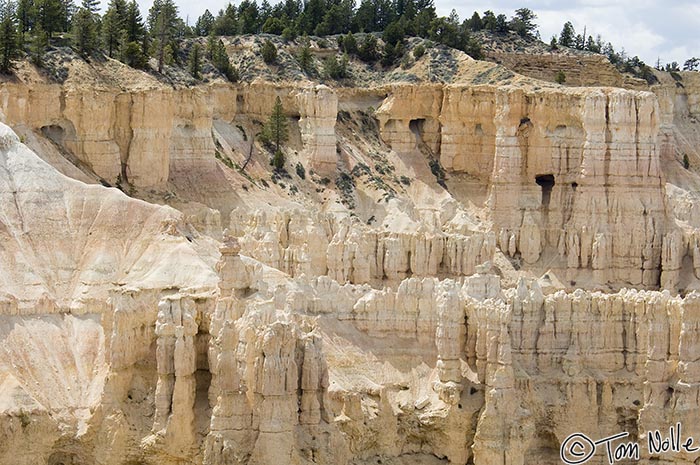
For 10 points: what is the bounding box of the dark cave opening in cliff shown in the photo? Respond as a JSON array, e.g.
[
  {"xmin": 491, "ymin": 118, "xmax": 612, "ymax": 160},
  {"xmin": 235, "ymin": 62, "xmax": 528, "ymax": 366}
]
[
  {"xmin": 409, "ymin": 118, "xmax": 426, "ymax": 148},
  {"xmin": 536, "ymin": 174, "xmax": 555, "ymax": 208}
]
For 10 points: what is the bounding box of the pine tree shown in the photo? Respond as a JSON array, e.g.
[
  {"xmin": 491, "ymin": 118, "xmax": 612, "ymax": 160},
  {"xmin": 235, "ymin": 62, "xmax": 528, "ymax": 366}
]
[
  {"xmin": 559, "ymin": 21, "xmax": 575, "ymax": 47},
  {"xmin": 237, "ymin": 0, "xmax": 258, "ymax": 34},
  {"xmin": 124, "ymin": 0, "xmax": 144, "ymax": 42},
  {"xmin": 58, "ymin": 0, "xmax": 73, "ymax": 32},
  {"xmin": 358, "ymin": 33, "xmax": 379, "ymax": 62},
  {"xmin": 195, "ymin": 8, "xmax": 214, "ymax": 36},
  {"xmin": 261, "ymin": 37, "xmax": 276, "ymax": 63},
  {"xmin": 299, "ymin": 0, "xmax": 323, "ymax": 34},
  {"xmin": 324, "ymin": 53, "xmax": 347, "ymax": 79},
  {"xmin": 101, "ymin": 6, "xmax": 121, "ymax": 56},
  {"xmin": 466, "ymin": 11, "xmax": 481, "ymax": 31},
  {"xmin": 509, "ymin": 7, "xmax": 536, "ymax": 37},
  {"xmin": 341, "ymin": 31, "xmax": 357, "ymax": 55},
  {"xmin": 213, "ymin": 4, "xmax": 237, "ymax": 35},
  {"xmin": 110, "ymin": 0, "xmax": 126, "ymax": 23},
  {"xmin": 71, "ymin": 6, "xmax": 97, "ymax": 57},
  {"xmin": 296, "ymin": 36, "xmax": 313, "ymax": 72},
  {"xmin": 188, "ymin": 41, "xmax": 201, "ymax": 78},
  {"xmin": 34, "ymin": 0, "xmax": 63, "ymax": 39},
  {"xmin": 30, "ymin": 22, "xmax": 46, "ymax": 64},
  {"xmin": 0, "ymin": 0, "xmax": 19, "ymax": 73},
  {"xmin": 208, "ymin": 35, "xmax": 236, "ymax": 81},
  {"xmin": 16, "ymin": 0, "xmax": 31, "ymax": 43},
  {"xmin": 120, "ymin": 39, "xmax": 146, "ymax": 67},
  {"xmin": 261, "ymin": 95, "xmax": 288, "ymax": 155},
  {"xmin": 81, "ymin": 0, "xmax": 97, "ymax": 14},
  {"xmin": 149, "ymin": 0, "xmax": 179, "ymax": 72}
]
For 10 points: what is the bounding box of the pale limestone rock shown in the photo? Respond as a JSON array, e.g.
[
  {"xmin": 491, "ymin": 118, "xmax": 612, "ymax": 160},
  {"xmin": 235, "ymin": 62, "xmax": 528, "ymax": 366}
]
[
  {"xmin": 5, "ymin": 58, "xmax": 700, "ymax": 465},
  {"xmin": 296, "ymin": 85, "xmax": 339, "ymax": 174}
]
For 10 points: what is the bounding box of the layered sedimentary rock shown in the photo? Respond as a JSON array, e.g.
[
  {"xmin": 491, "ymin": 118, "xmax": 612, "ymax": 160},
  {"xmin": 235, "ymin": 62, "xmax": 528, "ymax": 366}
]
[
  {"xmin": 3, "ymin": 38, "xmax": 700, "ymax": 465},
  {"xmin": 375, "ymin": 82, "xmax": 686, "ymax": 290},
  {"xmin": 229, "ymin": 207, "xmax": 495, "ymax": 285}
]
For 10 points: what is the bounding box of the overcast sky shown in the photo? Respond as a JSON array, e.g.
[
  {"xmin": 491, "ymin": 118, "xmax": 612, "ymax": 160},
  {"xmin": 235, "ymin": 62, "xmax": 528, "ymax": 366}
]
[
  {"xmin": 433, "ymin": 0, "xmax": 699, "ymax": 66},
  {"xmin": 135, "ymin": 0, "xmax": 698, "ymax": 66}
]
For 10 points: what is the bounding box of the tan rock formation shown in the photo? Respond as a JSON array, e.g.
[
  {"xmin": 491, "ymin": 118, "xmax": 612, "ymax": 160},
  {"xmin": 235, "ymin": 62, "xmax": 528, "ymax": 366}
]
[{"xmin": 3, "ymin": 39, "xmax": 700, "ymax": 465}]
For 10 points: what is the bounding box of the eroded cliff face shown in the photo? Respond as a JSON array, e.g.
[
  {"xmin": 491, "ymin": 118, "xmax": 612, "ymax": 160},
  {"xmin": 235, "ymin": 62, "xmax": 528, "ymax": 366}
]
[{"xmin": 3, "ymin": 43, "xmax": 700, "ymax": 465}]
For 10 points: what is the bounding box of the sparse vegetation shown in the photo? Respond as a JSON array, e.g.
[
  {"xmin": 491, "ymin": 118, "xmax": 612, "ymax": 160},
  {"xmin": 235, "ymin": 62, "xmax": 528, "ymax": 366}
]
[
  {"xmin": 188, "ymin": 42, "xmax": 202, "ymax": 79},
  {"xmin": 261, "ymin": 38, "xmax": 277, "ymax": 64},
  {"xmin": 17, "ymin": 409, "xmax": 30, "ymax": 428},
  {"xmin": 555, "ymin": 70, "xmax": 566, "ymax": 84},
  {"xmin": 324, "ymin": 53, "xmax": 348, "ymax": 79},
  {"xmin": 429, "ymin": 158, "xmax": 447, "ymax": 188},
  {"xmin": 295, "ymin": 162, "xmax": 306, "ymax": 179},
  {"xmin": 336, "ymin": 171, "xmax": 356, "ymax": 209},
  {"xmin": 413, "ymin": 44, "xmax": 425, "ymax": 59},
  {"xmin": 296, "ymin": 37, "xmax": 314, "ymax": 73},
  {"xmin": 272, "ymin": 149, "xmax": 284, "ymax": 170},
  {"xmin": 260, "ymin": 96, "xmax": 288, "ymax": 154},
  {"xmin": 684, "ymin": 153, "xmax": 690, "ymax": 170}
]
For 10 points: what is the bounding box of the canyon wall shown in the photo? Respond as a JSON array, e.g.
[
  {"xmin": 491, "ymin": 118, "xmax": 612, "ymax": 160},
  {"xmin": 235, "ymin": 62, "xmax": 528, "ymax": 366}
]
[{"xmin": 2, "ymin": 44, "xmax": 700, "ymax": 465}]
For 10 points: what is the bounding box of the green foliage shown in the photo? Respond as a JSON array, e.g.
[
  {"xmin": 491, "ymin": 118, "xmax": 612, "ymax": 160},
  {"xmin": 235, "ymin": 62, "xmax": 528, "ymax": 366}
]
[
  {"xmin": 465, "ymin": 11, "xmax": 482, "ymax": 31},
  {"xmin": 272, "ymin": 148, "xmax": 284, "ymax": 170},
  {"xmin": 315, "ymin": 0, "xmax": 352, "ymax": 35},
  {"xmin": 149, "ymin": 0, "xmax": 180, "ymax": 72},
  {"xmin": 381, "ymin": 40, "xmax": 403, "ymax": 66},
  {"xmin": 428, "ymin": 158, "xmax": 446, "ymax": 188},
  {"xmin": 509, "ymin": 7, "xmax": 537, "ymax": 37},
  {"xmin": 295, "ymin": 162, "xmax": 305, "ymax": 179},
  {"xmin": 238, "ymin": 0, "xmax": 259, "ymax": 34},
  {"xmin": 683, "ymin": 153, "xmax": 690, "ymax": 170},
  {"xmin": 585, "ymin": 35, "xmax": 600, "ymax": 53},
  {"xmin": 555, "ymin": 70, "xmax": 566, "ymax": 84},
  {"xmin": 0, "ymin": 0, "xmax": 19, "ymax": 73},
  {"xmin": 102, "ymin": 6, "xmax": 123, "ymax": 57},
  {"xmin": 262, "ymin": 16, "xmax": 285, "ymax": 35},
  {"xmin": 261, "ymin": 96, "xmax": 288, "ymax": 153},
  {"xmin": 684, "ymin": 57, "xmax": 699, "ymax": 71},
  {"xmin": 324, "ymin": 53, "xmax": 348, "ymax": 79},
  {"xmin": 281, "ymin": 26, "xmax": 295, "ymax": 41},
  {"xmin": 382, "ymin": 19, "xmax": 404, "ymax": 45},
  {"xmin": 549, "ymin": 36, "xmax": 557, "ymax": 50},
  {"xmin": 30, "ymin": 23, "xmax": 46, "ymax": 65},
  {"xmin": 16, "ymin": 0, "xmax": 30, "ymax": 41},
  {"xmin": 428, "ymin": 10, "xmax": 481, "ymax": 58},
  {"xmin": 341, "ymin": 32, "xmax": 357, "ymax": 55},
  {"xmin": 296, "ymin": 37, "xmax": 314, "ymax": 72},
  {"xmin": 34, "ymin": 0, "xmax": 65, "ymax": 39},
  {"xmin": 358, "ymin": 33, "xmax": 379, "ymax": 62},
  {"xmin": 71, "ymin": 7, "xmax": 98, "ymax": 58},
  {"xmin": 559, "ymin": 21, "xmax": 575, "ymax": 47},
  {"xmin": 195, "ymin": 9, "xmax": 214, "ymax": 36},
  {"xmin": 188, "ymin": 42, "xmax": 201, "ymax": 78},
  {"xmin": 261, "ymin": 38, "xmax": 276, "ymax": 63},
  {"xmin": 81, "ymin": 0, "xmax": 98, "ymax": 14},
  {"xmin": 208, "ymin": 35, "xmax": 238, "ymax": 81},
  {"xmin": 213, "ymin": 4, "xmax": 237, "ymax": 35},
  {"xmin": 120, "ymin": 40, "xmax": 147, "ymax": 68},
  {"xmin": 125, "ymin": 0, "xmax": 146, "ymax": 44},
  {"xmin": 413, "ymin": 43, "xmax": 425, "ymax": 59}
]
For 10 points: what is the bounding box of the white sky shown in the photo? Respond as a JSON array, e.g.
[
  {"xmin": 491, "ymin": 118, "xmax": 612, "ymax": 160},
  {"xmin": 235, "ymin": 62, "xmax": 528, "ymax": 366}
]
[{"xmin": 132, "ymin": 0, "xmax": 699, "ymax": 66}]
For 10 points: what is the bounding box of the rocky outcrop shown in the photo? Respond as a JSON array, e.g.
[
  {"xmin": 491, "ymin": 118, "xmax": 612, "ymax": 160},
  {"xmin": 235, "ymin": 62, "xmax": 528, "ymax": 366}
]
[
  {"xmin": 376, "ymin": 82, "xmax": 682, "ymax": 289},
  {"xmin": 4, "ymin": 39, "xmax": 700, "ymax": 465},
  {"xmin": 296, "ymin": 85, "xmax": 339, "ymax": 173},
  {"xmin": 229, "ymin": 207, "xmax": 495, "ymax": 285}
]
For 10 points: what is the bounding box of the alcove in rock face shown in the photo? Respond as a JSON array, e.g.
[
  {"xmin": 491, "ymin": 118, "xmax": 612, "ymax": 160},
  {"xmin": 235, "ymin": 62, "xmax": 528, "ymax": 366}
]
[{"xmin": 535, "ymin": 174, "xmax": 555, "ymax": 208}]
